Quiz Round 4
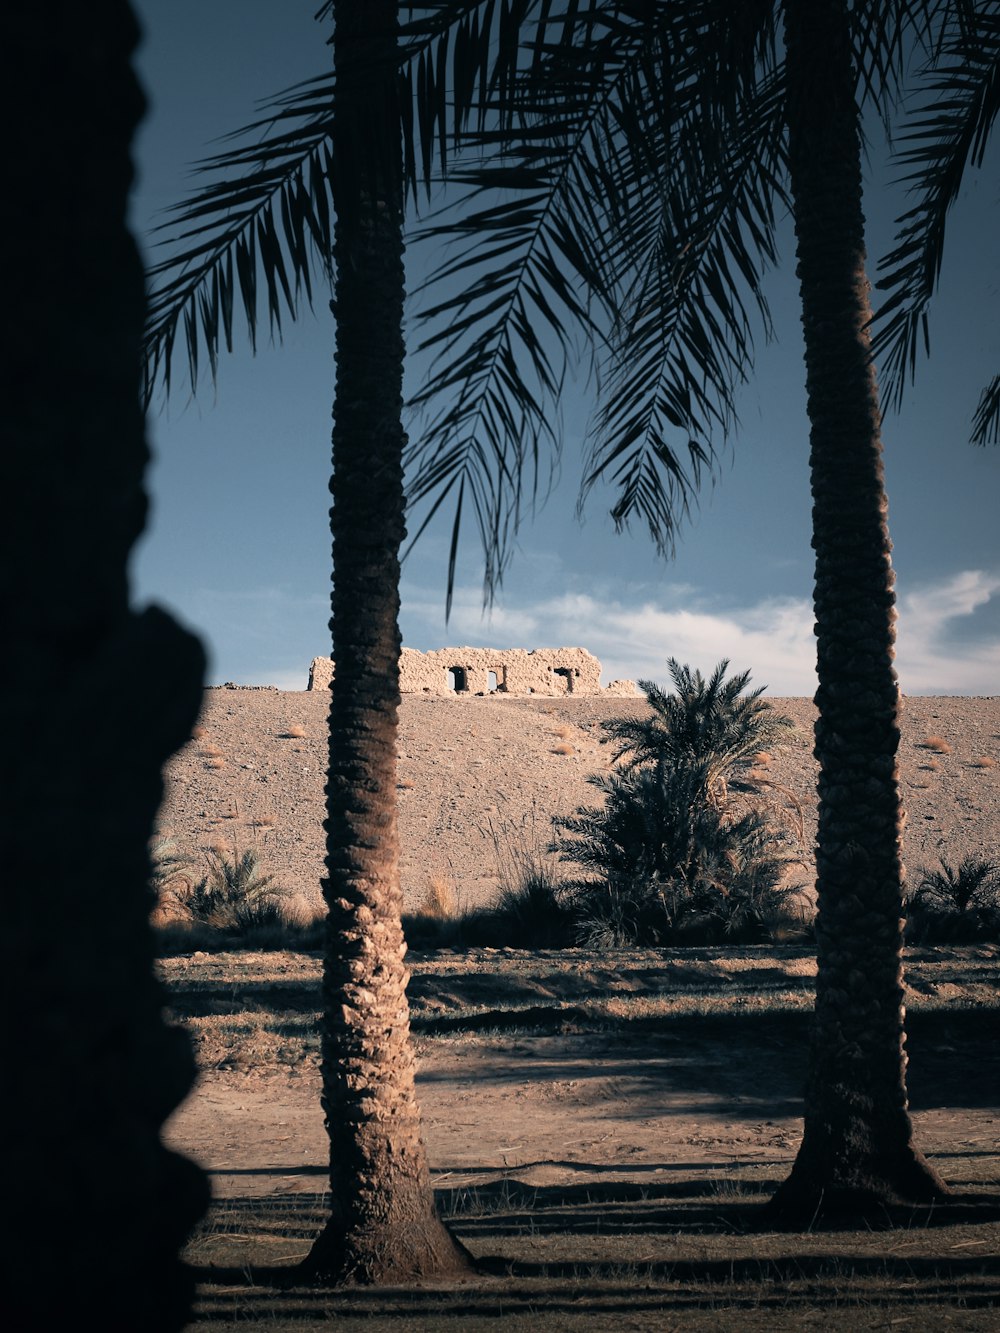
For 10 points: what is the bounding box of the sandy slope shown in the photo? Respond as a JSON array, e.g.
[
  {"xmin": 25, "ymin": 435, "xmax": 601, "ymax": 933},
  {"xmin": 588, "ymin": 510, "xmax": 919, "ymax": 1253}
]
[{"xmin": 157, "ymin": 690, "xmax": 999, "ymax": 914}]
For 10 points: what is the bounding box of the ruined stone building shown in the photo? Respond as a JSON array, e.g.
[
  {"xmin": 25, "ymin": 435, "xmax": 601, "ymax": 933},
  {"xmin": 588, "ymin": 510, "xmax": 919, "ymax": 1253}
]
[{"xmin": 307, "ymin": 647, "xmax": 638, "ymax": 697}]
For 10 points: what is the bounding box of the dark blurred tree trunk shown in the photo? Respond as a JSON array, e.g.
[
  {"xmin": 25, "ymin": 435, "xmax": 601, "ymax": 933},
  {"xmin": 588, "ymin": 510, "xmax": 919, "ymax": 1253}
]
[
  {"xmin": 768, "ymin": 0, "xmax": 949, "ymax": 1224},
  {"xmin": 4, "ymin": 3, "xmax": 208, "ymax": 1325},
  {"xmin": 301, "ymin": 0, "xmax": 470, "ymax": 1284}
]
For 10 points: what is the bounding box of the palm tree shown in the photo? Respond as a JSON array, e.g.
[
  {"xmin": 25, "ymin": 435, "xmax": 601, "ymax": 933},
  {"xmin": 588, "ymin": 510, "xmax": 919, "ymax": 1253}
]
[
  {"xmin": 556, "ymin": 660, "xmax": 800, "ymax": 946},
  {"xmin": 141, "ymin": 2, "xmax": 479, "ymax": 1282},
  {"xmin": 908, "ymin": 855, "xmax": 1000, "ymax": 941},
  {"xmin": 300, "ymin": 0, "xmax": 468, "ymax": 1281},
  {"xmin": 7, "ymin": 2, "xmax": 207, "ymax": 1326},
  {"xmin": 554, "ymin": 760, "xmax": 799, "ymax": 946},
  {"xmin": 603, "ymin": 657, "xmax": 795, "ymax": 808},
  {"xmin": 398, "ymin": 0, "xmax": 996, "ymax": 1221}
]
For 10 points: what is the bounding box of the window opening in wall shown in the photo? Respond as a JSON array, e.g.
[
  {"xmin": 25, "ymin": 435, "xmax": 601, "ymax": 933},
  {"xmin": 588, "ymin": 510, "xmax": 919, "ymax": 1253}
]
[
  {"xmin": 447, "ymin": 665, "xmax": 469, "ymax": 692},
  {"xmin": 487, "ymin": 670, "xmax": 498, "ymax": 693},
  {"xmin": 553, "ymin": 666, "xmax": 574, "ymax": 693}
]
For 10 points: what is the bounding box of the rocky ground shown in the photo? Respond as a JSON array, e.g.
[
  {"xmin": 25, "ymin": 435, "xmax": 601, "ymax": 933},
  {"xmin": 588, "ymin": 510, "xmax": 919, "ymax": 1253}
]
[{"xmin": 158, "ymin": 690, "xmax": 1000, "ymax": 915}]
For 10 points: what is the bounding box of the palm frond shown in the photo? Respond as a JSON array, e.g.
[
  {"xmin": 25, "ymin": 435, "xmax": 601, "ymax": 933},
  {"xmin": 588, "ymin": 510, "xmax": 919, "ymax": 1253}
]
[
  {"xmin": 583, "ymin": 63, "xmax": 787, "ymax": 549},
  {"xmin": 142, "ymin": 72, "xmax": 340, "ymax": 405},
  {"xmin": 971, "ymin": 372, "xmax": 1000, "ymax": 444},
  {"xmin": 407, "ymin": 0, "xmax": 784, "ymax": 596},
  {"xmin": 142, "ymin": 1, "xmax": 541, "ymax": 404},
  {"xmin": 398, "ymin": 0, "xmax": 561, "ymax": 194},
  {"xmin": 848, "ymin": 0, "xmax": 957, "ymax": 122},
  {"xmin": 870, "ymin": 4, "xmax": 999, "ymax": 436},
  {"xmin": 405, "ymin": 4, "xmax": 662, "ymax": 602}
]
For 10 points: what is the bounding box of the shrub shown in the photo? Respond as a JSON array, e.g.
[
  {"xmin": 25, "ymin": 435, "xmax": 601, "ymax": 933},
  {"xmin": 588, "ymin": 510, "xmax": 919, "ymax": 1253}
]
[
  {"xmin": 921, "ymin": 735, "xmax": 952, "ymax": 754},
  {"xmin": 543, "ymin": 662, "xmax": 805, "ymax": 947},
  {"xmin": 602, "ymin": 658, "xmax": 796, "ymax": 808},
  {"xmin": 554, "ymin": 762, "xmax": 802, "ymax": 947},
  {"xmin": 403, "ymin": 877, "xmax": 467, "ymax": 948},
  {"xmin": 165, "ymin": 847, "xmax": 293, "ymax": 933},
  {"xmin": 148, "ymin": 834, "xmax": 195, "ymax": 916},
  {"xmin": 487, "ymin": 870, "xmax": 576, "ymax": 948},
  {"xmin": 906, "ymin": 856, "xmax": 1000, "ymax": 943}
]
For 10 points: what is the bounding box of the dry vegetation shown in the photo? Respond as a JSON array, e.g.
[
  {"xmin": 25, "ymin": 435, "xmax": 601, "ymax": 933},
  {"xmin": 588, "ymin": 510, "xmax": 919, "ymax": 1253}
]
[
  {"xmin": 163, "ymin": 945, "xmax": 1000, "ymax": 1329},
  {"xmin": 922, "ymin": 735, "xmax": 953, "ymax": 754}
]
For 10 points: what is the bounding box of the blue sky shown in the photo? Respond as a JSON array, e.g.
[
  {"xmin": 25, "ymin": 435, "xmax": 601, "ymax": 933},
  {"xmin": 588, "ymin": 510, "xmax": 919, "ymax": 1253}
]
[{"xmin": 130, "ymin": 0, "xmax": 999, "ymax": 695}]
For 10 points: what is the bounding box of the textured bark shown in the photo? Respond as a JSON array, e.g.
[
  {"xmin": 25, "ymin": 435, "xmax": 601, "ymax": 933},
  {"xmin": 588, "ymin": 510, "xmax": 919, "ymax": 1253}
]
[
  {"xmin": 768, "ymin": 0, "xmax": 949, "ymax": 1224},
  {"xmin": 3, "ymin": 4, "xmax": 208, "ymax": 1326},
  {"xmin": 302, "ymin": 0, "xmax": 470, "ymax": 1284}
]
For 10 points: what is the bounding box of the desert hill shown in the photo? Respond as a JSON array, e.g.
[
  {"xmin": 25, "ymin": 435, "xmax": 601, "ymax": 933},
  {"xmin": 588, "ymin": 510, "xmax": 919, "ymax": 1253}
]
[{"xmin": 158, "ymin": 690, "xmax": 999, "ymax": 916}]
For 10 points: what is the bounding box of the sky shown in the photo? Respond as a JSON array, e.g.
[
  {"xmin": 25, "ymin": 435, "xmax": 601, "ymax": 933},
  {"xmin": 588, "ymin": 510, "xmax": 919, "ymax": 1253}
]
[{"xmin": 129, "ymin": 0, "xmax": 999, "ymax": 696}]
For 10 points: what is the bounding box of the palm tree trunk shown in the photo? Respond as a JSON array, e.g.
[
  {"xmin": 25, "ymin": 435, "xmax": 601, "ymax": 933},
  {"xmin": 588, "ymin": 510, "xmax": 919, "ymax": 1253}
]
[
  {"xmin": 769, "ymin": 0, "xmax": 949, "ymax": 1222},
  {"xmin": 5, "ymin": 2, "xmax": 208, "ymax": 1324},
  {"xmin": 303, "ymin": 0, "xmax": 470, "ymax": 1283}
]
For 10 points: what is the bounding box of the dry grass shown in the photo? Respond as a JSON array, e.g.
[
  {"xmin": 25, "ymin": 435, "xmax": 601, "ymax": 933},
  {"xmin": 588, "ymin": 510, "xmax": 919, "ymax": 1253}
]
[
  {"xmin": 205, "ymin": 757, "xmax": 226, "ymax": 770},
  {"xmin": 422, "ymin": 876, "xmax": 458, "ymax": 919},
  {"xmin": 191, "ymin": 725, "xmax": 206, "ymax": 741},
  {"xmin": 201, "ymin": 743, "xmax": 222, "ymax": 758},
  {"xmin": 397, "ymin": 778, "xmax": 415, "ymax": 790},
  {"xmin": 972, "ymin": 755, "xmax": 997, "ymax": 769},
  {"xmin": 924, "ymin": 757, "xmax": 941, "ymax": 772},
  {"xmin": 181, "ymin": 1203, "xmax": 1000, "ymax": 1329},
  {"xmin": 252, "ymin": 814, "xmax": 277, "ymax": 829},
  {"xmin": 551, "ymin": 742, "xmax": 575, "ymax": 756},
  {"xmin": 921, "ymin": 735, "xmax": 952, "ymax": 754},
  {"xmin": 553, "ymin": 723, "xmax": 575, "ymax": 740},
  {"xmin": 752, "ymin": 751, "xmax": 773, "ymax": 766},
  {"xmin": 284, "ymin": 725, "xmax": 307, "ymax": 739}
]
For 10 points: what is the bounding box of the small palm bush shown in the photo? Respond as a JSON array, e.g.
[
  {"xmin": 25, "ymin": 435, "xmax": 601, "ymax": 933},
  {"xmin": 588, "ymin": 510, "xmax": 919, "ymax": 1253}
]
[
  {"xmin": 555, "ymin": 761, "xmax": 802, "ymax": 946},
  {"xmin": 906, "ymin": 856, "xmax": 1000, "ymax": 942},
  {"xmin": 602, "ymin": 658, "xmax": 796, "ymax": 808},
  {"xmin": 553, "ymin": 662, "xmax": 804, "ymax": 947},
  {"xmin": 167, "ymin": 848, "xmax": 292, "ymax": 932},
  {"xmin": 149, "ymin": 835, "xmax": 194, "ymax": 904}
]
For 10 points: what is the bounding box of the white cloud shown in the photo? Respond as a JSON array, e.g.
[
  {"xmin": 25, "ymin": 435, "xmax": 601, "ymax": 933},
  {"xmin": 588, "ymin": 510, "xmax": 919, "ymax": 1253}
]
[
  {"xmin": 403, "ymin": 579, "xmax": 819, "ymax": 693},
  {"xmin": 401, "ymin": 568, "xmax": 1000, "ymax": 697},
  {"xmin": 895, "ymin": 570, "xmax": 1000, "ymax": 694}
]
